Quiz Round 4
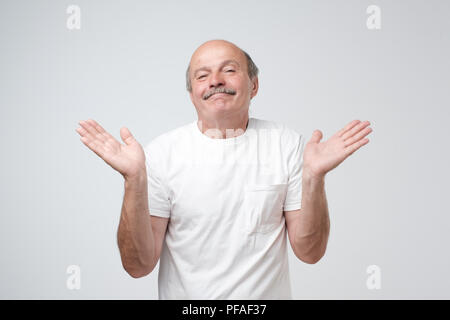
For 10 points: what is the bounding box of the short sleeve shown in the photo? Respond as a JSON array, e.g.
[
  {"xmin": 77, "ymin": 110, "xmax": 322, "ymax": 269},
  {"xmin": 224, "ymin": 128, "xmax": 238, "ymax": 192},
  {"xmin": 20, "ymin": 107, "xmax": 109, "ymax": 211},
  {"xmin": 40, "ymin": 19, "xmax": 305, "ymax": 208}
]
[
  {"xmin": 283, "ymin": 129, "xmax": 305, "ymax": 211},
  {"xmin": 144, "ymin": 141, "xmax": 171, "ymax": 218}
]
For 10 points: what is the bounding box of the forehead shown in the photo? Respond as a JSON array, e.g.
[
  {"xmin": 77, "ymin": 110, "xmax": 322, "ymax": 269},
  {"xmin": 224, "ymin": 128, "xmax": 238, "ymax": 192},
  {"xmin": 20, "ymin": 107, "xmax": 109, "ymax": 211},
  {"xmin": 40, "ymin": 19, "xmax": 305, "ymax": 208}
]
[{"xmin": 190, "ymin": 43, "xmax": 246, "ymax": 71}]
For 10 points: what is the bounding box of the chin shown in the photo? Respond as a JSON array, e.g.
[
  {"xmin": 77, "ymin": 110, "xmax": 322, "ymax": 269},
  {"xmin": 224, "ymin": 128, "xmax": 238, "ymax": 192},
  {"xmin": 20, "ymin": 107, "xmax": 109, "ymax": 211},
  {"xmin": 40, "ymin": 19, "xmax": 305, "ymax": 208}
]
[
  {"xmin": 210, "ymin": 105, "xmax": 239, "ymax": 116},
  {"xmin": 207, "ymin": 99, "xmax": 233, "ymax": 110}
]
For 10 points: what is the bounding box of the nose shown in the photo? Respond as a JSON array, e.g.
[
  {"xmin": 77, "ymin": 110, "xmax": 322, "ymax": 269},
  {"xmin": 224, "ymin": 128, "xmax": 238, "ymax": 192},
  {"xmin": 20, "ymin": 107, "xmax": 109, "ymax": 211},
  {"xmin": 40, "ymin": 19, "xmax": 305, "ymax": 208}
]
[{"xmin": 209, "ymin": 71, "xmax": 225, "ymax": 88}]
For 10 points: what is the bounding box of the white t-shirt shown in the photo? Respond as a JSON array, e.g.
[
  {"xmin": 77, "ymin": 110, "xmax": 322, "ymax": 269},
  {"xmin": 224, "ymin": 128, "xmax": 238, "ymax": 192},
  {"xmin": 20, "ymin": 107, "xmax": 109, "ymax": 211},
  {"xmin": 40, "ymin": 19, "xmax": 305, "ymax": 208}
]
[{"xmin": 144, "ymin": 117, "xmax": 305, "ymax": 299}]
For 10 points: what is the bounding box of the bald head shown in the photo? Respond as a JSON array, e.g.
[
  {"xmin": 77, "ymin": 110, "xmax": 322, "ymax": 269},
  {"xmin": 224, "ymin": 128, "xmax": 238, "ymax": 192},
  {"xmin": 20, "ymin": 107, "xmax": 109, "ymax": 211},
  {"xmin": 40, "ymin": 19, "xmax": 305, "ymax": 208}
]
[{"xmin": 186, "ymin": 40, "xmax": 259, "ymax": 92}]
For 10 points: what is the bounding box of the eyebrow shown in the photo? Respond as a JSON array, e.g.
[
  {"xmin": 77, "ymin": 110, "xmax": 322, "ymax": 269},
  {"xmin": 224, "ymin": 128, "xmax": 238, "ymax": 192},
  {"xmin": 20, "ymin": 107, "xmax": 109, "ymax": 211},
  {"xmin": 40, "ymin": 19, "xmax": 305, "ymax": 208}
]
[{"xmin": 193, "ymin": 59, "xmax": 240, "ymax": 77}]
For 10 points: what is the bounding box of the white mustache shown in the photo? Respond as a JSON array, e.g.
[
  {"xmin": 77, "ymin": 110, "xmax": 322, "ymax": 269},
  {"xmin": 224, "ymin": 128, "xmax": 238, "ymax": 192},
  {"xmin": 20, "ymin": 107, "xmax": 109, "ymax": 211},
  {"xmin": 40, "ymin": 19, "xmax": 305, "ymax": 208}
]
[{"xmin": 203, "ymin": 87, "xmax": 236, "ymax": 100}]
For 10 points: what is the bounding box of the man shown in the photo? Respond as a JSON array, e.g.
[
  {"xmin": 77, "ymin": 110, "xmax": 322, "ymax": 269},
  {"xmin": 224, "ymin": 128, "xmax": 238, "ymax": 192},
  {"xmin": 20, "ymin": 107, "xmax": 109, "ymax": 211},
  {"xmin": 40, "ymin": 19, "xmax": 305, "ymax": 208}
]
[{"xmin": 76, "ymin": 39, "xmax": 372, "ymax": 299}]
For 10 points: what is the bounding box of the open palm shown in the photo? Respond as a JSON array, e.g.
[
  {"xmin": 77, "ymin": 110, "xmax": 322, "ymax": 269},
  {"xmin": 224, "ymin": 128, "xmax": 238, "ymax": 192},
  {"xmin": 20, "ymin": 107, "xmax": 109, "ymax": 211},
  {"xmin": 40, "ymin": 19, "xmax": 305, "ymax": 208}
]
[
  {"xmin": 303, "ymin": 120, "xmax": 373, "ymax": 177},
  {"xmin": 76, "ymin": 119, "xmax": 146, "ymax": 179}
]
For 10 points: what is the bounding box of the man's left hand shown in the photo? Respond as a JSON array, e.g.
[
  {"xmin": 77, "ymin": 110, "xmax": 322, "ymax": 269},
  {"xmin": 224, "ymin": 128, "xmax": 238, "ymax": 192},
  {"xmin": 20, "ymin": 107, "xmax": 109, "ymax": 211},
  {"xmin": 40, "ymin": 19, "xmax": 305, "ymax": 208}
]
[{"xmin": 303, "ymin": 120, "xmax": 373, "ymax": 178}]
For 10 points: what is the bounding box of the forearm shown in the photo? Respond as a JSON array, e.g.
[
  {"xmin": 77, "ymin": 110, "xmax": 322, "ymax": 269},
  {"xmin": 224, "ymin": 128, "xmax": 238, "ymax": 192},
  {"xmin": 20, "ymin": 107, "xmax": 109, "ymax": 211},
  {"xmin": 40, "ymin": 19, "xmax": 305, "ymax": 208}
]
[
  {"xmin": 117, "ymin": 171, "xmax": 155, "ymax": 277},
  {"xmin": 294, "ymin": 169, "xmax": 330, "ymax": 263}
]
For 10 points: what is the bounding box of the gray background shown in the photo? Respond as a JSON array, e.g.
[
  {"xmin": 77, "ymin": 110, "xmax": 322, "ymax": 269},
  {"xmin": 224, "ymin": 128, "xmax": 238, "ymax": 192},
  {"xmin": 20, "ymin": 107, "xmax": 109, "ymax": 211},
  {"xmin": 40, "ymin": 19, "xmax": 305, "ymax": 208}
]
[{"xmin": 1, "ymin": 0, "xmax": 449, "ymax": 299}]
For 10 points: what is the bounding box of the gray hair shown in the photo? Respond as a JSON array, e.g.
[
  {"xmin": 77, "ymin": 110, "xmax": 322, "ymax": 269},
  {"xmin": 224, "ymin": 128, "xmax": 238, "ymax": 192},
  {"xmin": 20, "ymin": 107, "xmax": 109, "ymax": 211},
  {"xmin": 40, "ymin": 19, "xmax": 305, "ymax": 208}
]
[{"xmin": 185, "ymin": 49, "xmax": 259, "ymax": 92}]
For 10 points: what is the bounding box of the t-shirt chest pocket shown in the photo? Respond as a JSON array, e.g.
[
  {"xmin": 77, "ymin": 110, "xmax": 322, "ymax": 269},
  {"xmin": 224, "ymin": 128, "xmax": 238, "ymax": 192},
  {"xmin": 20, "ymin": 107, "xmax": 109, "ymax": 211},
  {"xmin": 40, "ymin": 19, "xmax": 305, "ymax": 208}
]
[{"xmin": 243, "ymin": 183, "xmax": 287, "ymax": 234}]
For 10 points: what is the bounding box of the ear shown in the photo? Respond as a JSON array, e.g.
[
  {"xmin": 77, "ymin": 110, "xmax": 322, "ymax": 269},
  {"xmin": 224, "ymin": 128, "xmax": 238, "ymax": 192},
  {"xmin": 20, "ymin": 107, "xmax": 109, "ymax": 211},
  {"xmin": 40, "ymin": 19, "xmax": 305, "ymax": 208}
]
[
  {"xmin": 189, "ymin": 89, "xmax": 194, "ymax": 104},
  {"xmin": 250, "ymin": 76, "xmax": 259, "ymax": 99}
]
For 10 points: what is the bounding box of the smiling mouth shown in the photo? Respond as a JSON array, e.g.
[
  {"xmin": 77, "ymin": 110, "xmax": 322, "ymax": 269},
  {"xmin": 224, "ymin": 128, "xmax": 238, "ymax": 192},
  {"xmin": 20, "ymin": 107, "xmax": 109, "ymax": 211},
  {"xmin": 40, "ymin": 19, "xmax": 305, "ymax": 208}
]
[
  {"xmin": 203, "ymin": 89, "xmax": 236, "ymax": 100},
  {"xmin": 210, "ymin": 93, "xmax": 230, "ymax": 98}
]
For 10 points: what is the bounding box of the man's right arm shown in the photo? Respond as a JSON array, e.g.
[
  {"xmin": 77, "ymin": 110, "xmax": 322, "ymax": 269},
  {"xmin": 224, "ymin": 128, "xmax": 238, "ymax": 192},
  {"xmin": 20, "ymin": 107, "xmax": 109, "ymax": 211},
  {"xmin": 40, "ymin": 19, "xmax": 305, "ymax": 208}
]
[
  {"xmin": 117, "ymin": 171, "xmax": 155, "ymax": 278},
  {"xmin": 76, "ymin": 119, "xmax": 169, "ymax": 278},
  {"xmin": 117, "ymin": 171, "xmax": 169, "ymax": 278}
]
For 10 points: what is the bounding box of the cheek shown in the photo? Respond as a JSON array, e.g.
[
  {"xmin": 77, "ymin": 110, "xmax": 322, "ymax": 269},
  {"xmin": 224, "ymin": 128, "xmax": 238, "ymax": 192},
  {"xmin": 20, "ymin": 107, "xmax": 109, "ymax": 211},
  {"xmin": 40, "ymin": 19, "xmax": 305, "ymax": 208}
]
[
  {"xmin": 193, "ymin": 86, "xmax": 205, "ymax": 100},
  {"xmin": 231, "ymin": 78, "xmax": 248, "ymax": 93}
]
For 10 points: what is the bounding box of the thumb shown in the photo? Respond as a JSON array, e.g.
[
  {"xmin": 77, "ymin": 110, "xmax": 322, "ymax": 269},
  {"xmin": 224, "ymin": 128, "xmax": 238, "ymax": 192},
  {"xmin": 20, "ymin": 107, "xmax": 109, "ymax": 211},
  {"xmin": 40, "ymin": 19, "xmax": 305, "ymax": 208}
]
[
  {"xmin": 120, "ymin": 127, "xmax": 136, "ymax": 145},
  {"xmin": 310, "ymin": 129, "xmax": 323, "ymax": 143}
]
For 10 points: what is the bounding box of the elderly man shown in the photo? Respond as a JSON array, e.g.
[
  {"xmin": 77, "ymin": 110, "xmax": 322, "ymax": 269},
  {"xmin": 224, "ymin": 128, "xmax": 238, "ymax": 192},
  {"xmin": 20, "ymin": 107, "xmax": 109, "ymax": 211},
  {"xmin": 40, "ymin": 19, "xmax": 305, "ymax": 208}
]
[{"xmin": 76, "ymin": 39, "xmax": 372, "ymax": 299}]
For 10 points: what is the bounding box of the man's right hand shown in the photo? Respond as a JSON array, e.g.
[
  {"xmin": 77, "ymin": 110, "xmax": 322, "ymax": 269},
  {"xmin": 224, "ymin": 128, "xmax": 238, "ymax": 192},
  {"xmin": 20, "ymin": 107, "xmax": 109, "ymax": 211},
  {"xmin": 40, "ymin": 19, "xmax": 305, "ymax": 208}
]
[{"xmin": 76, "ymin": 119, "xmax": 146, "ymax": 180}]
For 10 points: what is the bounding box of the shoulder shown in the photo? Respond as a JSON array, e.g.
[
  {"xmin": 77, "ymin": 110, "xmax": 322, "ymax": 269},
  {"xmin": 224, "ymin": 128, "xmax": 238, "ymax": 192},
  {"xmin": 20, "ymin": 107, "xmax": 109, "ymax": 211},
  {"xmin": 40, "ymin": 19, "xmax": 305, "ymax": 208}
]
[{"xmin": 252, "ymin": 117, "xmax": 303, "ymax": 143}]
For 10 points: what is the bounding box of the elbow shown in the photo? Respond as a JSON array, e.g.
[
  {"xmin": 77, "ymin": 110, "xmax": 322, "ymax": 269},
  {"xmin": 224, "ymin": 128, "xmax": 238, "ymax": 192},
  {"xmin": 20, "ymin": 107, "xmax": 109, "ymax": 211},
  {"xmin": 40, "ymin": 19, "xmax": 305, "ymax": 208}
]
[
  {"xmin": 128, "ymin": 271, "xmax": 150, "ymax": 279},
  {"xmin": 122, "ymin": 260, "xmax": 155, "ymax": 279},
  {"xmin": 294, "ymin": 244, "xmax": 327, "ymax": 264},
  {"xmin": 118, "ymin": 247, "xmax": 156, "ymax": 279},
  {"xmin": 298, "ymin": 253, "xmax": 323, "ymax": 264},
  {"xmin": 294, "ymin": 230, "xmax": 329, "ymax": 264},
  {"xmin": 125, "ymin": 265, "xmax": 153, "ymax": 278}
]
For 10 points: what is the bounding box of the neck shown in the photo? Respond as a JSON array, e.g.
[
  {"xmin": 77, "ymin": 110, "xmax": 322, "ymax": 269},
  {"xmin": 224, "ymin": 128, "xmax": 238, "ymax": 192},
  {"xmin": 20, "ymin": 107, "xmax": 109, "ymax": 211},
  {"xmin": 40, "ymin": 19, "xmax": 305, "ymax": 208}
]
[{"xmin": 197, "ymin": 114, "xmax": 249, "ymax": 139}]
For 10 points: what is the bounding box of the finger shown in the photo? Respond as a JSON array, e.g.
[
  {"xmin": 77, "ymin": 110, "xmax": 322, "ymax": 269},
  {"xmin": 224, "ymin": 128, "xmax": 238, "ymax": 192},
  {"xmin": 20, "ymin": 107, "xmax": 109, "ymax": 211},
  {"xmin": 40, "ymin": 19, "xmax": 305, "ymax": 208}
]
[
  {"xmin": 309, "ymin": 129, "xmax": 323, "ymax": 144},
  {"xmin": 80, "ymin": 136, "xmax": 106, "ymax": 159},
  {"xmin": 344, "ymin": 137, "xmax": 370, "ymax": 157},
  {"xmin": 76, "ymin": 126, "xmax": 96, "ymax": 142},
  {"xmin": 86, "ymin": 119, "xmax": 107, "ymax": 134},
  {"xmin": 76, "ymin": 126, "xmax": 108, "ymax": 150},
  {"xmin": 341, "ymin": 120, "xmax": 370, "ymax": 140},
  {"xmin": 79, "ymin": 120, "xmax": 107, "ymax": 143},
  {"xmin": 79, "ymin": 120, "xmax": 100, "ymax": 140},
  {"xmin": 120, "ymin": 127, "xmax": 136, "ymax": 146},
  {"xmin": 337, "ymin": 120, "xmax": 361, "ymax": 137},
  {"xmin": 344, "ymin": 126, "xmax": 373, "ymax": 147},
  {"xmin": 86, "ymin": 119, "xmax": 116, "ymax": 142}
]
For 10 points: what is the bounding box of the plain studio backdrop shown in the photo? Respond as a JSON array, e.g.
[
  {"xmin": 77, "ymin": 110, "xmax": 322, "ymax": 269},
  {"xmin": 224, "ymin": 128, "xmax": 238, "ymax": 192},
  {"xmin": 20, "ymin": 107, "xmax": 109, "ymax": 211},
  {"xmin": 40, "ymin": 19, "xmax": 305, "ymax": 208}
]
[{"xmin": 0, "ymin": 0, "xmax": 449, "ymax": 299}]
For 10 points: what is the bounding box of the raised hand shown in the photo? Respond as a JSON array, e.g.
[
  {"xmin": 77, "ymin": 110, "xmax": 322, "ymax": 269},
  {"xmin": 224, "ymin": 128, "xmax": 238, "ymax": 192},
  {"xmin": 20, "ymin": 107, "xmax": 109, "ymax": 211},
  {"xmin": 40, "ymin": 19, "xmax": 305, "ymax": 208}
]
[
  {"xmin": 76, "ymin": 119, "xmax": 146, "ymax": 179},
  {"xmin": 303, "ymin": 120, "xmax": 373, "ymax": 178}
]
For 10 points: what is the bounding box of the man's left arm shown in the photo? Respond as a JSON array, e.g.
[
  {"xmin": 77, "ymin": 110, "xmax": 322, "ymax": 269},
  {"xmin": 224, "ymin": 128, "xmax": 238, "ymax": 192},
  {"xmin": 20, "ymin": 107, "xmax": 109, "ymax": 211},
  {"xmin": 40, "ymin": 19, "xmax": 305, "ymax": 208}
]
[
  {"xmin": 285, "ymin": 120, "xmax": 373, "ymax": 264},
  {"xmin": 285, "ymin": 169, "xmax": 330, "ymax": 264}
]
